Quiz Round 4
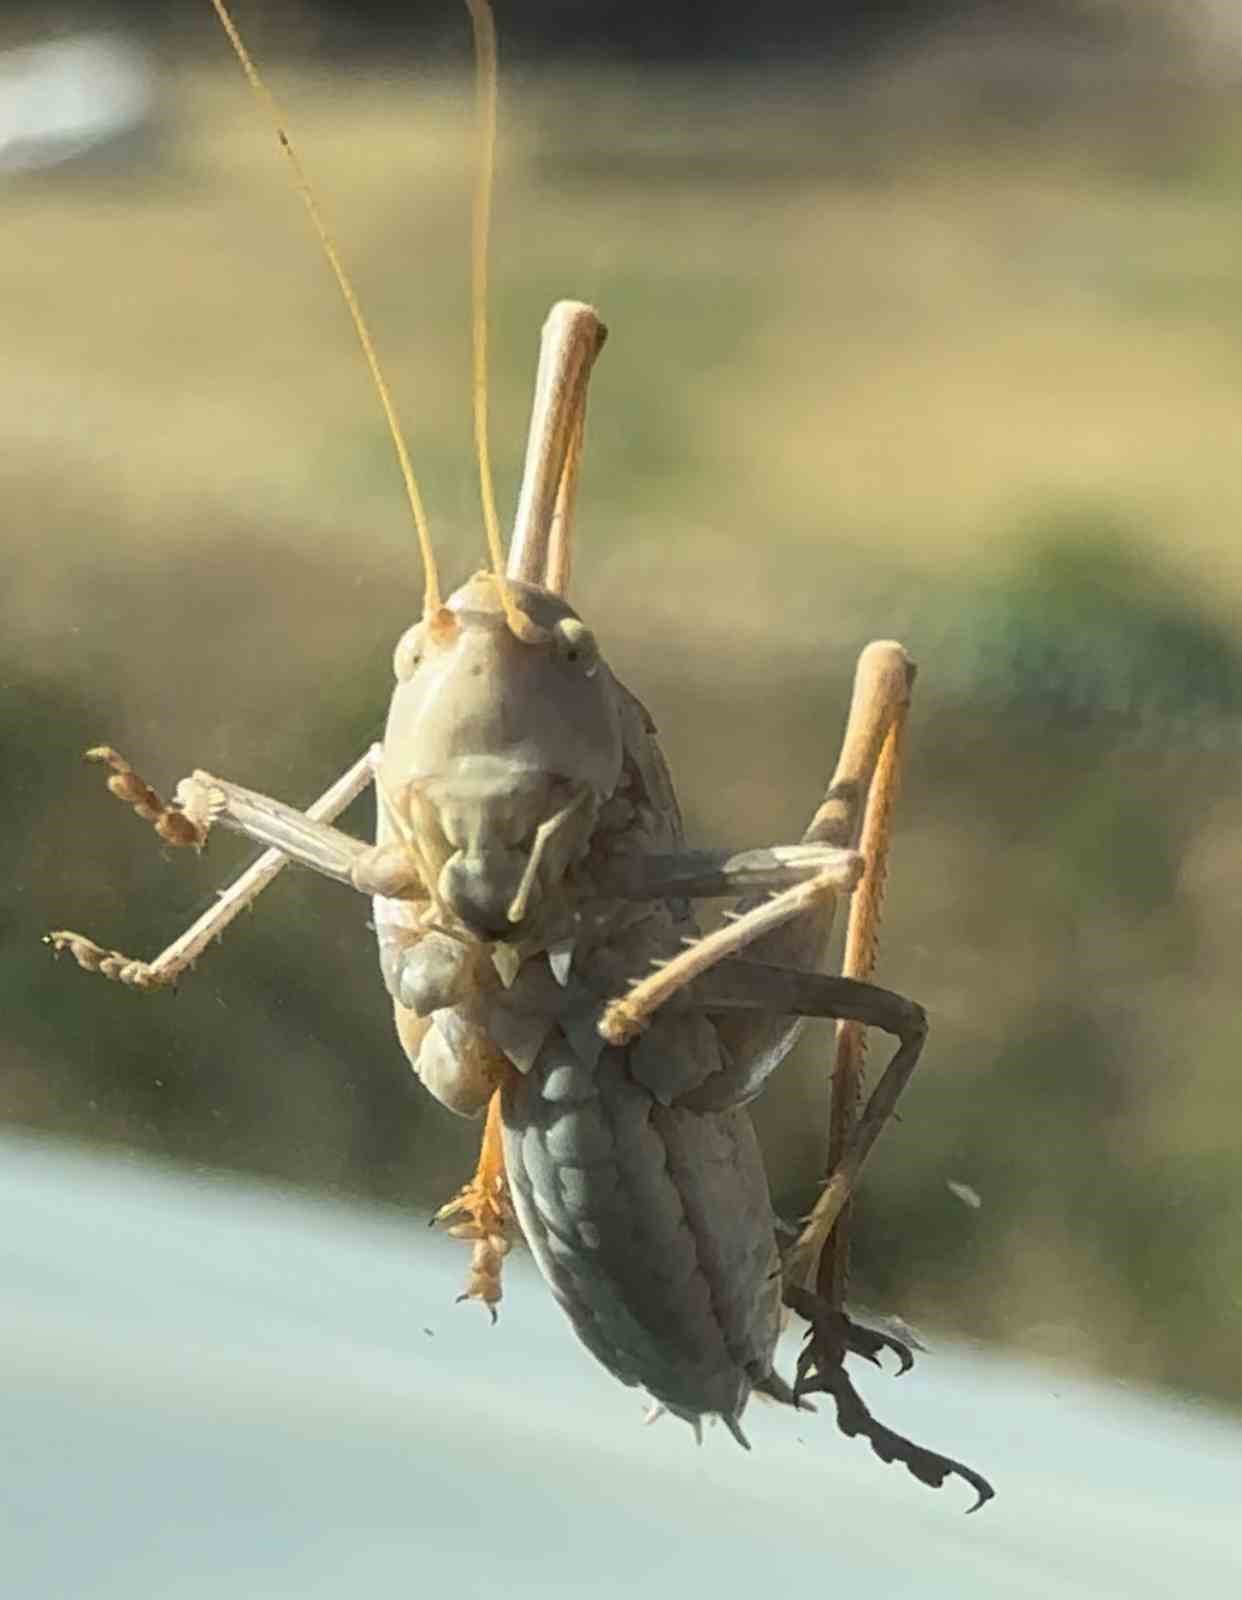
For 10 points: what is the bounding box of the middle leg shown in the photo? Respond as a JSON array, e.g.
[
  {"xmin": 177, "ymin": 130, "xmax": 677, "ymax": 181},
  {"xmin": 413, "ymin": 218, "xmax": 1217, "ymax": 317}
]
[{"xmin": 598, "ymin": 640, "xmax": 914, "ymax": 1057}]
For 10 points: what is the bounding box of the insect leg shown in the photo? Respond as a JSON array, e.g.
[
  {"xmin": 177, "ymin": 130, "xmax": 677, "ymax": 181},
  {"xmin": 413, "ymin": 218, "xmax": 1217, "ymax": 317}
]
[
  {"xmin": 818, "ymin": 657, "xmax": 909, "ymax": 1326},
  {"xmin": 669, "ymin": 957, "xmax": 992, "ymax": 1511},
  {"xmin": 592, "ymin": 842, "xmax": 863, "ymax": 902},
  {"xmin": 374, "ymin": 917, "xmax": 515, "ymax": 1313},
  {"xmin": 172, "ymin": 769, "xmax": 381, "ymax": 887},
  {"xmin": 507, "ymin": 301, "xmax": 607, "ymax": 595},
  {"xmin": 433, "ymin": 1085, "xmax": 517, "ymax": 1323},
  {"xmin": 683, "ymin": 963, "xmax": 925, "ymax": 1261},
  {"xmin": 765, "ymin": 647, "xmax": 914, "ymax": 1473},
  {"xmin": 47, "ymin": 748, "xmax": 383, "ymax": 988},
  {"xmin": 598, "ymin": 642, "xmax": 914, "ymax": 1043},
  {"xmin": 754, "ymin": 638, "xmax": 915, "ymax": 973},
  {"xmin": 595, "ymin": 643, "xmax": 915, "ymax": 1383}
]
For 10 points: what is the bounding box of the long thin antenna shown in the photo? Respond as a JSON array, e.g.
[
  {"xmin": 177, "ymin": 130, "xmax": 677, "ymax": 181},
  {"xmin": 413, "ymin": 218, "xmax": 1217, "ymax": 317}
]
[
  {"xmin": 465, "ymin": 0, "xmax": 538, "ymax": 640},
  {"xmin": 205, "ymin": 0, "xmax": 442, "ymax": 616}
]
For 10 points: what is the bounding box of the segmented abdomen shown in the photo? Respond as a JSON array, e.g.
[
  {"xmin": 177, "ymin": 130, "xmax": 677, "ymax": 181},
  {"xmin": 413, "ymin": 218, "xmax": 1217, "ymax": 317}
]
[{"xmin": 502, "ymin": 1036, "xmax": 781, "ymax": 1428}]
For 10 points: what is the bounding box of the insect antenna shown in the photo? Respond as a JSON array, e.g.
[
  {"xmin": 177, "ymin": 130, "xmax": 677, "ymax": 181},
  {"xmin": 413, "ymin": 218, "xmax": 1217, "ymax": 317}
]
[
  {"xmin": 465, "ymin": 0, "xmax": 545, "ymax": 643},
  {"xmin": 204, "ymin": 0, "xmax": 443, "ymax": 619}
]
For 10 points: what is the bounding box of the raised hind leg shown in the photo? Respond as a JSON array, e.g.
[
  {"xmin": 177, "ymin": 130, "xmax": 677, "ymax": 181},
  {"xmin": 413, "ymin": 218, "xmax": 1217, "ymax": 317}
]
[
  {"xmin": 666, "ymin": 959, "xmax": 992, "ymax": 1512},
  {"xmin": 593, "ymin": 644, "xmax": 992, "ymax": 1507}
]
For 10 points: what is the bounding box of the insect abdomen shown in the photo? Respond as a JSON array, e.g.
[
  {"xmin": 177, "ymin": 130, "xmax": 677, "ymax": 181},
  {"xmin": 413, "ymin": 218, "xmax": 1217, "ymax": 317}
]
[{"xmin": 502, "ymin": 1037, "xmax": 781, "ymax": 1429}]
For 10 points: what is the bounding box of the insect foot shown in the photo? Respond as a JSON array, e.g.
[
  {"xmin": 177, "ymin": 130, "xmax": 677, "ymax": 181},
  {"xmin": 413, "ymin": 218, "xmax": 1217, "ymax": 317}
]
[
  {"xmin": 783, "ymin": 1283, "xmax": 995, "ymax": 1513},
  {"xmin": 782, "ymin": 1285, "xmax": 916, "ymax": 1376},
  {"xmin": 83, "ymin": 746, "xmax": 210, "ymax": 849},
  {"xmin": 44, "ymin": 930, "xmax": 167, "ymax": 990},
  {"xmin": 433, "ymin": 1168, "xmax": 514, "ymax": 1324}
]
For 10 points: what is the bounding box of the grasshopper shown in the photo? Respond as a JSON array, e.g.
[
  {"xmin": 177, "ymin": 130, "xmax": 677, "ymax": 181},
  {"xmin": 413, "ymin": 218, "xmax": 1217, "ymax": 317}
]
[{"xmin": 48, "ymin": 0, "xmax": 992, "ymax": 1510}]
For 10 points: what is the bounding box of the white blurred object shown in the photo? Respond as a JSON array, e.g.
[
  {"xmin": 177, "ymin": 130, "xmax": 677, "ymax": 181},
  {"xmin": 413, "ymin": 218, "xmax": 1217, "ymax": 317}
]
[
  {"xmin": 0, "ymin": 33, "xmax": 153, "ymax": 174},
  {"xmin": 947, "ymin": 1178, "xmax": 983, "ymax": 1210}
]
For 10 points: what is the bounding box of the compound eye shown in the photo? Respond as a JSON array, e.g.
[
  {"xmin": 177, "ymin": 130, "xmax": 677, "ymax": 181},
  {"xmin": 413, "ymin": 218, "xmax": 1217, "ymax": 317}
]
[
  {"xmin": 552, "ymin": 618, "xmax": 599, "ymax": 677},
  {"xmin": 393, "ymin": 622, "xmax": 426, "ymax": 682}
]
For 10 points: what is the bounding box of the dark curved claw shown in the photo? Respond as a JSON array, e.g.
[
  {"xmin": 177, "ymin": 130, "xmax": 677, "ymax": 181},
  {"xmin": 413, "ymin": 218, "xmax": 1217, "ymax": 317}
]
[
  {"xmin": 783, "ymin": 1285, "xmax": 914, "ymax": 1375},
  {"xmin": 842, "ymin": 1315, "xmax": 916, "ymax": 1375},
  {"xmin": 455, "ymin": 1289, "xmax": 499, "ymax": 1325},
  {"xmin": 816, "ymin": 1363, "xmax": 995, "ymax": 1513},
  {"xmin": 783, "ymin": 1283, "xmax": 995, "ymax": 1512}
]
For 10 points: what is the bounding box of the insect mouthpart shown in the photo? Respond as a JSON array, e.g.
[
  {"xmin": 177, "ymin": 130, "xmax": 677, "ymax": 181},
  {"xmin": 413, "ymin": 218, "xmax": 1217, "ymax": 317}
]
[
  {"xmin": 438, "ymin": 845, "xmax": 532, "ymax": 938},
  {"xmin": 419, "ymin": 766, "xmax": 595, "ymax": 942}
]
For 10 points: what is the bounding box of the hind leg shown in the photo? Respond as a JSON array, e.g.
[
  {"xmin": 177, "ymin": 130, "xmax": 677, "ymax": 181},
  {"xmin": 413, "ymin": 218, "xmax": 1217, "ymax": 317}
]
[{"xmin": 669, "ymin": 961, "xmax": 990, "ymax": 1511}]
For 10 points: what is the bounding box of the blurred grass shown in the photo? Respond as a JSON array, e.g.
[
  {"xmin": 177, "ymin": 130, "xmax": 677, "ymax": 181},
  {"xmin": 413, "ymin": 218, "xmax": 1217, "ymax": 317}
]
[{"xmin": 6, "ymin": 46, "xmax": 1242, "ymax": 1412}]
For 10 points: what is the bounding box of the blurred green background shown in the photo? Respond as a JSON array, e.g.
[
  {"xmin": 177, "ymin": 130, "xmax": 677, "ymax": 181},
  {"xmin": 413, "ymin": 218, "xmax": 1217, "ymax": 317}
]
[{"xmin": 5, "ymin": 1, "xmax": 1242, "ymax": 1419}]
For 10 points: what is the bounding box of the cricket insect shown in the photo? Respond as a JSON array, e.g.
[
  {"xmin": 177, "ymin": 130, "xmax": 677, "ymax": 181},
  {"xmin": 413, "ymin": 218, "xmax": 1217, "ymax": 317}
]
[{"xmin": 48, "ymin": 0, "xmax": 993, "ymax": 1510}]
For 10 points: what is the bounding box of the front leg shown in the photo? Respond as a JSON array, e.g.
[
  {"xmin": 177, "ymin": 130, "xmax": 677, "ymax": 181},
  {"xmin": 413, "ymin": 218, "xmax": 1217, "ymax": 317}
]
[
  {"xmin": 47, "ymin": 747, "xmax": 391, "ymax": 988},
  {"xmin": 174, "ymin": 767, "xmax": 423, "ymax": 897}
]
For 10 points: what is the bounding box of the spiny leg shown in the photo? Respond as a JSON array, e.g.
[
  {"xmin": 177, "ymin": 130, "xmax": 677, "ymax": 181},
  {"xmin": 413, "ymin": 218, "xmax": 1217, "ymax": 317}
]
[
  {"xmin": 673, "ymin": 642, "xmax": 914, "ymax": 1121},
  {"xmin": 619, "ymin": 959, "xmax": 926, "ymax": 1324},
  {"xmin": 599, "ymin": 857, "xmax": 866, "ymax": 1044},
  {"xmin": 681, "ymin": 958, "xmax": 992, "ymax": 1511},
  {"xmin": 592, "ymin": 643, "xmax": 963, "ymax": 1487},
  {"xmin": 433, "ymin": 1082, "xmax": 516, "ymax": 1321},
  {"xmin": 698, "ymin": 641, "xmax": 915, "ymax": 1111},
  {"xmin": 661, "ymin": 636, "xmax": 984, "ymax": 1509},
  {"xmin": 796, "ymin": 656, "xmax": 977, "ymax": 1499},
  {"xmin": 686, "ymin": 963, "xmax": 928, "ymax": 1262},
  {"xmin": 598, "ymin": 641, "xmax": 913, "ymax": 1042},
  {"xmin": 47, "ymin": 747, "xmax": 382, "ymax": 989}
]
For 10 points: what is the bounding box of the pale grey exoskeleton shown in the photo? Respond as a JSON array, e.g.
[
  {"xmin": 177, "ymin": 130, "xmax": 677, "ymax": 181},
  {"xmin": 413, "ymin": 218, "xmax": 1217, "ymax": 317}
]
[{"xmin": 47, "ymin": 0, "xmax": 992, "ymax": 1510}]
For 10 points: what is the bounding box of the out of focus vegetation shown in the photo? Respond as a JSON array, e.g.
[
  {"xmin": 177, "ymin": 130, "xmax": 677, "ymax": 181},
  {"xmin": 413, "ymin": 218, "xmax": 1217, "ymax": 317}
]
[
  {"xmin": 0, "ymin": 1, "xmax": 1188, "ymax": 64},
  {"xmin": 5, "ymin": 11, "xmax": 1242, "ymax": 1415}
]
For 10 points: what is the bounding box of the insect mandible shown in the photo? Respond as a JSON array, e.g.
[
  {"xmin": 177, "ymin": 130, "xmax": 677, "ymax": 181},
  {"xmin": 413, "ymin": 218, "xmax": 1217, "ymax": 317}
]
[{"xmin": 47, "ymin": 0, "xmax": 993, "ymax": 1511}]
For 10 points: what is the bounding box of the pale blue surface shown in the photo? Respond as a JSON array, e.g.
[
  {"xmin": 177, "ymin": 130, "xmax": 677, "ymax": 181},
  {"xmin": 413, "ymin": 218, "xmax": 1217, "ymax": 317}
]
[{"xmin": 2, "ymin": 1131, "xmax": 1239, "ymax": 1598}]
